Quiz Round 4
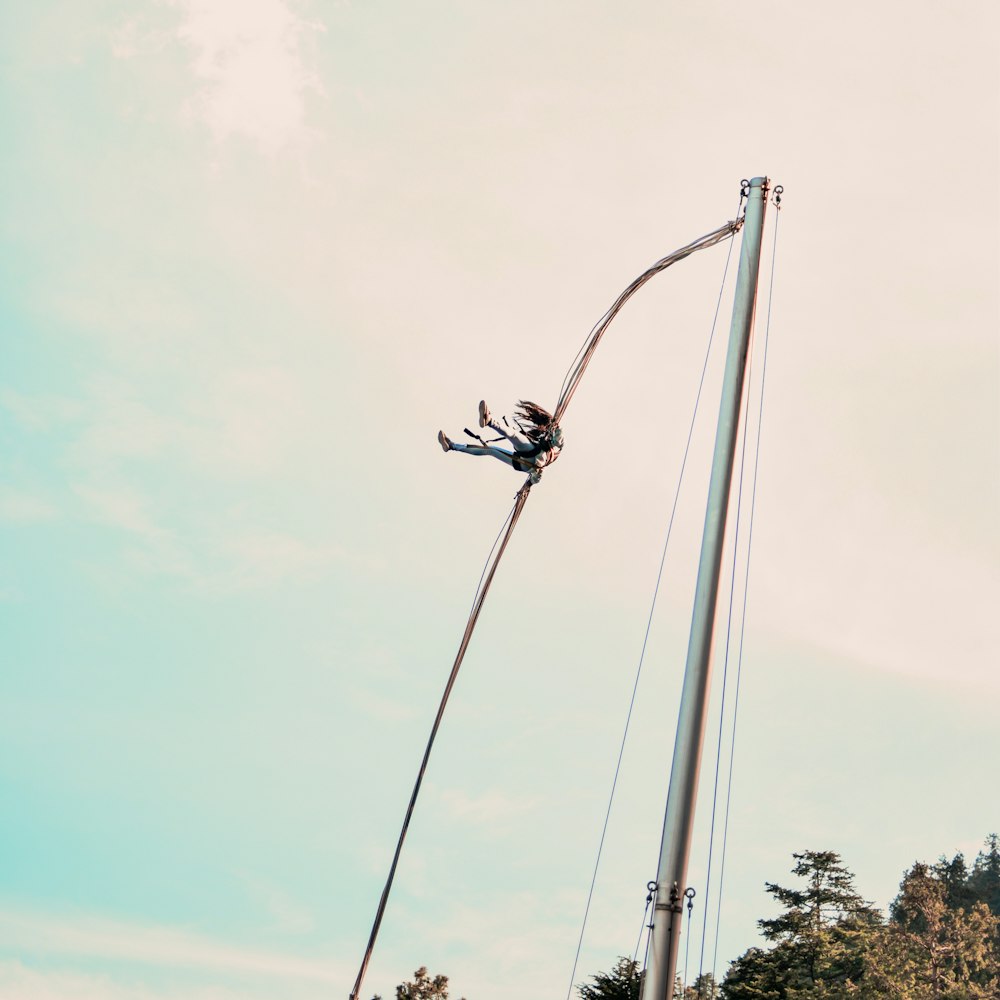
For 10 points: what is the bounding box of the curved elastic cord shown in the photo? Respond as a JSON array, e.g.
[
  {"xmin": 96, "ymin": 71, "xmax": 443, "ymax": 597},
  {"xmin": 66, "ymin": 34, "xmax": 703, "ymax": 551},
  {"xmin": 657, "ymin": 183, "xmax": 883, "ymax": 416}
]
[
  {"xmin": 350, "ymin": 488, "xmax": 531, "ymax": 1000},
  {"xmin": 554, "ymin": 217, "xmax": 743, "ymax": 424}
]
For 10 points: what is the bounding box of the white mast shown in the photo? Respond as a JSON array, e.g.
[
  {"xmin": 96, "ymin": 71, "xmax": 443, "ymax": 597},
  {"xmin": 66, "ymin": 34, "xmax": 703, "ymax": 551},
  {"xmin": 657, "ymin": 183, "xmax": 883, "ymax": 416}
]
[{"xmin": 640, "ymin": 176, "xmax": 770, "ymax": 1000}]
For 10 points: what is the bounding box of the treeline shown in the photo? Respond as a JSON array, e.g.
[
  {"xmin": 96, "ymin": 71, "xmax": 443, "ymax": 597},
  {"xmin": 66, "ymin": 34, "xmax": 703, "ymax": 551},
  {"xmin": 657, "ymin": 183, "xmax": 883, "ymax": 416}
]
[{"xmin": 578, "ymin": 833, "xmax": 1000, "ymax": 999}]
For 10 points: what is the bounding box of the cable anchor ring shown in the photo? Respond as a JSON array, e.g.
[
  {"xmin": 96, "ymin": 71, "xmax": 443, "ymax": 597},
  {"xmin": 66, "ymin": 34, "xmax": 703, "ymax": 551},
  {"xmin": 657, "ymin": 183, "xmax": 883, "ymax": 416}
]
[
  {"xmin": 772, "ymin": 184, "xmax": 784, "ymax": 208},
  {"xmin": 740, "ymin": 178, "xmax": 750, "ymax": 200}
]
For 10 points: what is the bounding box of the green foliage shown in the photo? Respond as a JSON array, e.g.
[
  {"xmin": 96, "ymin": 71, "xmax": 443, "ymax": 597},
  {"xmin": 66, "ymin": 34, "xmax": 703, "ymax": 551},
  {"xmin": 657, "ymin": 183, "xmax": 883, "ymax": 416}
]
[
  {"xmin": 933, "ymin": 853, "xmax": 978, "ymax": 914},
  {"xmin": 725, "ymin": 849, "xmax": 880, "ymax": 996},
  {"xmin": 969, "ymin": 834, "xmax": 1000, "ymax": 917},
  {"xmin": 719, "ymin": 944, "xmax": 792, "ymax": 1000},
  {"xmin": 382, "ymin": 967, "xmax": 465, "ymax": 1000},
  {"xmin": 577, "ymin": 956, "xmax": 642, "ymax": 999},
  {"xmin": 679, "ymin": 972, "xmax": 720, "ymax": 999},
  {"xmin": 585, "ymin": 837, "xmax": 1000, "ymax": 1000},
  {"xmin": 758, "ymin": 850, "xmax": 880, "ymax": 945},
  {"xmin": 864, "ymin": 859, "xmax": 1000, "ymax": 999},
  {"xmin": 720, "ymin": 840, "xmax": 1000, "ymax": 1000}
]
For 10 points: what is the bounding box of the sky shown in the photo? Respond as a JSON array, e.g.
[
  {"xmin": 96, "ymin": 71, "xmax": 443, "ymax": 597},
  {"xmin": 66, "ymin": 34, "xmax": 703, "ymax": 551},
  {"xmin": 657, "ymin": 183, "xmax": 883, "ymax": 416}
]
[{"xmin": 1, "ymin": 2, "xmax": 998, "ymax": 999}]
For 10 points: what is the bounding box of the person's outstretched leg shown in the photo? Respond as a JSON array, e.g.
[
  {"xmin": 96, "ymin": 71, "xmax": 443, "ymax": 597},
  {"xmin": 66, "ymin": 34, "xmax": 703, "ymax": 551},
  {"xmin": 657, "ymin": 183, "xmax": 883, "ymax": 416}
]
[
  {"xmin": 478, "ymin": 401, "xmax": 533, "ymax": 453},
  {"xmin": 439, "ymin": 430, "xmax": 519, "ymax": 469}
]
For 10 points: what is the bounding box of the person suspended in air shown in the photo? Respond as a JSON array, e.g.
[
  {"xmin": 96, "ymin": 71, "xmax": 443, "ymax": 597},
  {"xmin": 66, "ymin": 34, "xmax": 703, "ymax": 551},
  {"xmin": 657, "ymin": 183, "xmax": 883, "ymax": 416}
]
[{"xmin": 438, "ymin": 400, "xmax": 564, "ymax": 485}]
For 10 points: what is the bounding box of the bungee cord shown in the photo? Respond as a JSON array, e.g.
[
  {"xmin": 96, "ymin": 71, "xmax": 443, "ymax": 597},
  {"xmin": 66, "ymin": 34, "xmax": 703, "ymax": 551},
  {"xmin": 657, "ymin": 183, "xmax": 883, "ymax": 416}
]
[
  {"xmin": 350, "ymin": 488, "xmax": 529, "ymax": 1000},
  {"xmin": 351, "ymin": 214, "xmax": 744, "ymax": 1000},
  {"xmin": 554, "ymin": 218, "xmax": 743, "ymax": 424}
]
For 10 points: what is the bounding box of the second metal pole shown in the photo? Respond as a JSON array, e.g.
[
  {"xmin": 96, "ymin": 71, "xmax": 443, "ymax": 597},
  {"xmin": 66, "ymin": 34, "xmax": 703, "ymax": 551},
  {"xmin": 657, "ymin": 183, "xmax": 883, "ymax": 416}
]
[{"xmin": 641, "ymin": 176, "xmax": 769, "ymax": 1000}]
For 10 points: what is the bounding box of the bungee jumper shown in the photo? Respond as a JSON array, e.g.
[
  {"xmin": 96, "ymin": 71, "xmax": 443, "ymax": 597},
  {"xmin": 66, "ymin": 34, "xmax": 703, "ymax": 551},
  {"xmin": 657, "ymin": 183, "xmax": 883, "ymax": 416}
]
[{"xmin": 438, "ymin": 400, "xmax": 564, "ymax": 485}]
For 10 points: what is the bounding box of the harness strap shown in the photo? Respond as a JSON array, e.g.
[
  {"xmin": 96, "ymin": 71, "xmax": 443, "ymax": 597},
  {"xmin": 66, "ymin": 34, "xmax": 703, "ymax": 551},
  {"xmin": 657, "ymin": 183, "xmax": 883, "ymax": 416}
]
[{"xmin": 464, "ymin": 428, "xmax": 504, "ymax": 445}]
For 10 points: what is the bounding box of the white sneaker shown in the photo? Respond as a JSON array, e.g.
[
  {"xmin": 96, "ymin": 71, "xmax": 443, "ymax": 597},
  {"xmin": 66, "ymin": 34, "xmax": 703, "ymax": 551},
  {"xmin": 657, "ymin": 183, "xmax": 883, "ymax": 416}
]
[
  {"xmin": 438, "ymin": 430, "xmax": 452, "ymax": 452},
  {"xmin": 478, "ymin": 400, "xmax": 491, "ymax": 428}
]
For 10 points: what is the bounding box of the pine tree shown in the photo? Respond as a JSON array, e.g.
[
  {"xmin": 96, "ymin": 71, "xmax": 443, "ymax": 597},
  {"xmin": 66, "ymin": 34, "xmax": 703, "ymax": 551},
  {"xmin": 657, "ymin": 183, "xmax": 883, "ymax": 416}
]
[
  {"xmin": 577, "ymin": 956, "xmax": 642, "ymax": 999},
  {"xmin": 969, "ymin": 834, "xmax": 1000, "ymax": 917},
  {"xmin": 388, "ymin": 967, "xmax": 465, "ymax": 1000},
  {"xmin": 933, "ymin": 852, "xmax": 977, "ymax": 913},
  {"xmin": 863, "ymin": 860, "xmax": 1000, "ymax": 999},
  {"xmin": 759, "ymin": 850, "xmax": 879, "ymax": 944},
  {"xmin": 683, "ymin": 972, "xmax": 720, "ymax": 998},
  {"xmin": 719, "ymin": 943, "xmax": 791, "ymax": 1000},
  {"xmin": 722, "ymin": 850, "xmax": 880, "ymax": 999},
  {"xmin": 758, "ymin": 849, "xmax": 879, "ymax": 990}
]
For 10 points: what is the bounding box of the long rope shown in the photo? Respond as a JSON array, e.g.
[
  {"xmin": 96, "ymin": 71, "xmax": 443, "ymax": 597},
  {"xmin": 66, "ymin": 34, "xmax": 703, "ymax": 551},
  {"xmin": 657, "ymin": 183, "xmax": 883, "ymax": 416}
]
[
  {"xmin": 563, "ymin": 208, "xmax": 742, "ymax": 1000},
  {"xmin": 350, "ymin": 487, "xmax": 531, "ymax": 1000},
  {"xmin": 554, "ymin": 219, "xmax": 743, "ymax": 423},
  {"xmin": 709, "ymin": 202, "xmax": 781, "ymax": 987},
  {"xmin": 351, "ymin": 217, "xmax": 744, "ymax": 1000}
]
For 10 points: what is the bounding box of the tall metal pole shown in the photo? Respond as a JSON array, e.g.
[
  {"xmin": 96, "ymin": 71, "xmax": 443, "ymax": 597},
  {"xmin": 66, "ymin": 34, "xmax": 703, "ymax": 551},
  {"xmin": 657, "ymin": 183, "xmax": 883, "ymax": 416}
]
[{"xmin": 641, "ymin": 176, "xmax": 769, "ymax": 1000}]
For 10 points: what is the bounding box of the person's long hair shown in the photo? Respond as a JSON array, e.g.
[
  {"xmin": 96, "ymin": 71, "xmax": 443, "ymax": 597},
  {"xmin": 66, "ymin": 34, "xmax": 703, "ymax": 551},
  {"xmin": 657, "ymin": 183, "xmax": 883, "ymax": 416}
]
[{"xmin": 514, "ymin": 401, "xmax": 556, "ymax": 443}]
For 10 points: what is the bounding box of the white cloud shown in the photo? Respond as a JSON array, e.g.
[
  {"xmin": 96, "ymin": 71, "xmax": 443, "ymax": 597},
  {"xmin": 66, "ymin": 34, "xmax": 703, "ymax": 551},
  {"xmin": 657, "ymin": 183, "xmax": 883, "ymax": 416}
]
[
  {"xmin": 75, "ymin": 480, "xmax": 168, "ymax": 540},
  {"xmin": 73, "ymin": 479, "xmax": 198, "ymax": 581},
  {"xmin": 0, "ymin": 487, "xmax": 57, "ymax": 523},
  {"xmin": 235, "ymin": 875, "xmax": 316, "ymax": 936},
  {"xmin": 169, "ymin": 0, "xmax": 326, "ymax": 154},
  {"xmin": 193, "ymin": 366, "xmax": 311, "ymax": 477},
  {"xmin": 437, "ymin": 786, "xmax": 541, "ymax": 827},
  {"xmin": 351, "ymin": 688, "xmax": 419, "ymax": 724},
  {"xmin": 73, "ymin": 478, "xmax": 340, "ymax": 591},
  {"xmin": 0, "ymin": 960, "xmax": 237, "ymax": 1000},
  {"xmin": 211, "ymin": 531, "xmax": 341, "ymax": 589},
  {"xmin": 0, "ymin": 908, "xmax": 348, "ymax": 986},
  {"xmin": 2, "ymin": 390, "xmax": 83, "ymax": 431}
]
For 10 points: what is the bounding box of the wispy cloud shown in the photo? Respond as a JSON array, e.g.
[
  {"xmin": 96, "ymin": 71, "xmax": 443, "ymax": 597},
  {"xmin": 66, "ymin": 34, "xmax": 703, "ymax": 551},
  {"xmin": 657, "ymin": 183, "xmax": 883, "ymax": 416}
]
[
  {"xmin": 437, "ymin": 786, "xmax": 541, "ymax": 827},
  {"xmin": 168, "ymin": 0, "xmax": 326, "ymax": 154},
  {"xmin": 0, "ymin": 487, "xmax": 57, "ymax": 523},
  {"xmin": 2, "ymin": 390, "xmax": 83, "ymax": 431},
  {"xmin": 0, "ymin": 907, "xmax": 348, "ymax": 985},
  {"xmin": 73, "ymin": 478, "xmax": 340, "ymax": 592},
  {"xmin": 1, "ymin": 363, "xmax": 340, "ymax": 591},
  {"xmin": 350, "ymin": 688, "xmax": 419, "ymax": 725},
  {"xmin": 206, "ymin": 531, "xmax": 341, "ymax": 591},
  {"xmin": 0, "ymin": 960, "xmax": 239, "ymax": 1000},
  {"xmin": 235, "ymin": 874, "xmax": 316, "ymax": 936},
  {"xmin": 191, "ymin": 366, "xmax": 311, "ymax": 477}
]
